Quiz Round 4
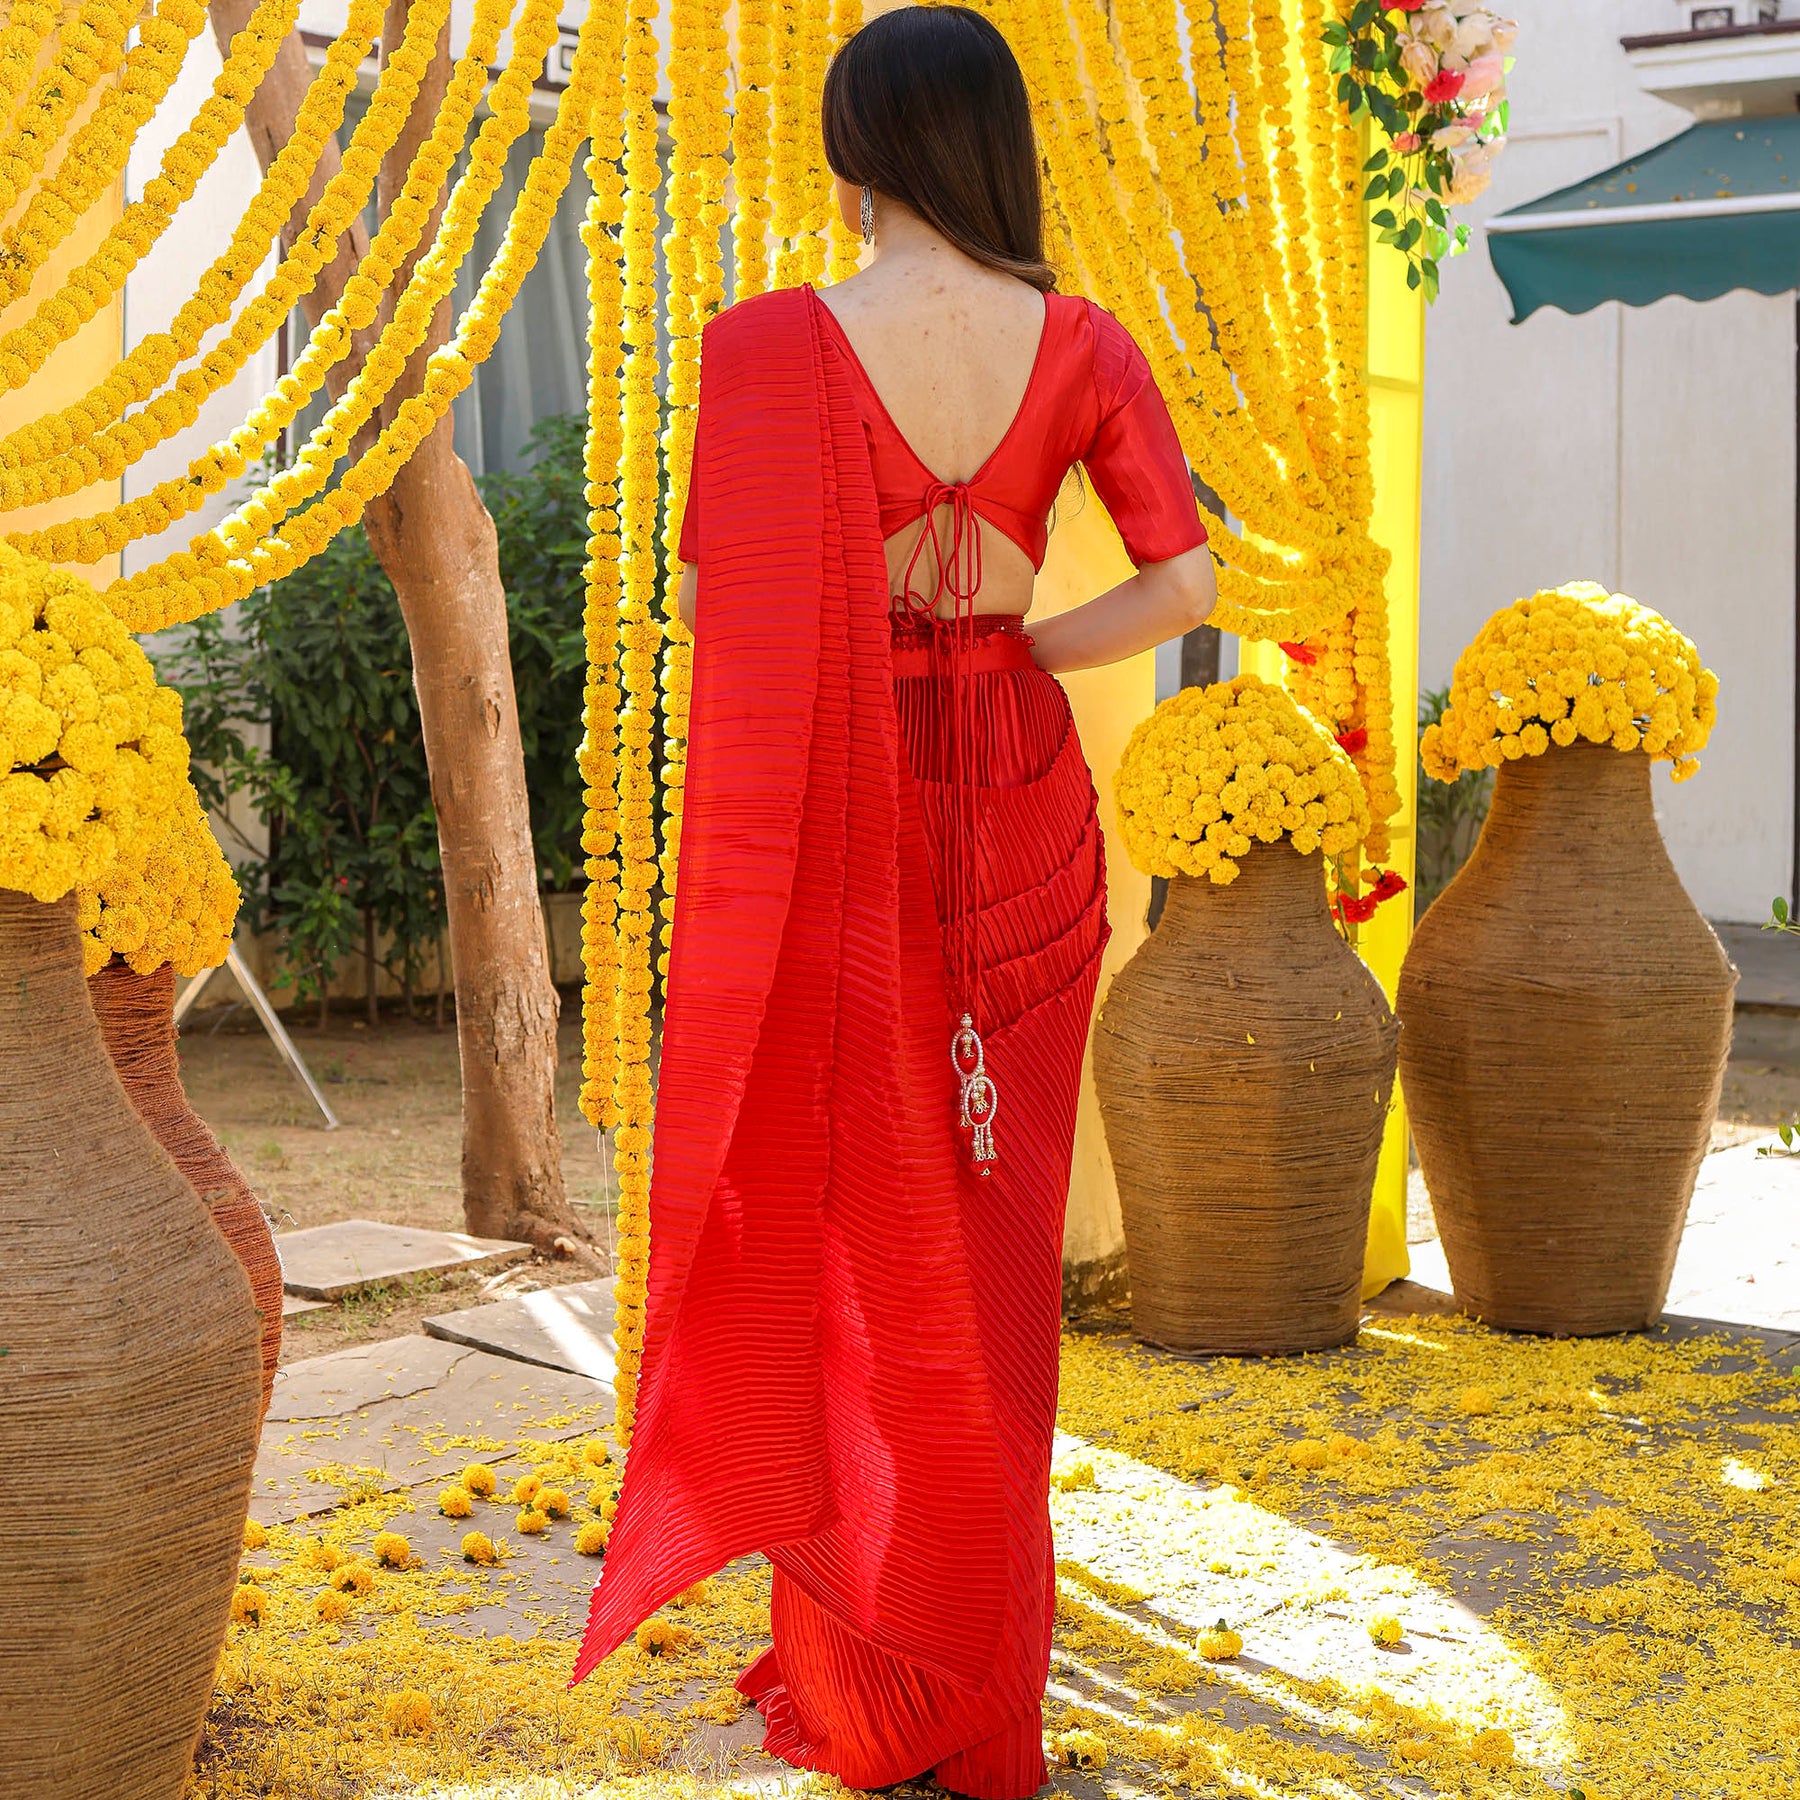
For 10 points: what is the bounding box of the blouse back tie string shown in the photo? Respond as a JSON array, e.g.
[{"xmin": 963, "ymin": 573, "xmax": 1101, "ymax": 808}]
[{"xmin": 895, "ymin": 480, "xmax": 998, "ymax": 1171}]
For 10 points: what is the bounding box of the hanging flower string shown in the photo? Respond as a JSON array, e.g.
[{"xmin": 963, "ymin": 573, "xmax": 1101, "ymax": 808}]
[{"xmin": 1324, "ymin": 0, "xmax": 1517, "ymax": 299}]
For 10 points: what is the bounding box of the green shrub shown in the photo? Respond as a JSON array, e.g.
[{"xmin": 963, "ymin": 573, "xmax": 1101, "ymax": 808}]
[
  {"xmin": 1414, "ymin": 684, "xmax": 1493, "ymax": 916},
  {"xmin": 156, "ymin": 414, "xmax": 612, "ymax": 1017}
]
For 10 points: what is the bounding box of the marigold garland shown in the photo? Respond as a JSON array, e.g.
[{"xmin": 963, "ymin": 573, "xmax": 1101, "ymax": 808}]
[
  {"xmin": 1113, "ymin": 674, "xmax": 1369, "ymax": 886},
  {"xmin": 1421, "ymin": 582, "xmax": 1718, "ymax": 784}
]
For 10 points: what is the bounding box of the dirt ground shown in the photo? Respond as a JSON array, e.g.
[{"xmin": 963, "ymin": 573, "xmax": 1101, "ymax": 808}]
[
  {"xmin": 177, "ymin": 992, "xmax": 616, "ymax": 1366},
  {"xmin": 177, "ymin": 989, "xmax": 1800, "ymax": 1366}
]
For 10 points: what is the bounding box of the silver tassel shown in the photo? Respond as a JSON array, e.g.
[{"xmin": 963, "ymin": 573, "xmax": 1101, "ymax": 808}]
[{"xmin": 950, "ymin": 1011, "xmax": 998, "ymax": 1170}]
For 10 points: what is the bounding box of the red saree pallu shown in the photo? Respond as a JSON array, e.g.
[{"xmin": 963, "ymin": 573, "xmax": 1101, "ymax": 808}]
[{"xmin": 574, "ymin": 285, "xmax": 1107, "ymax": 1800}]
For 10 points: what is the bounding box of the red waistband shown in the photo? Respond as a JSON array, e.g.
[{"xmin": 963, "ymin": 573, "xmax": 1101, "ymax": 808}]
[{"xmin": 890, "ymin": 614, "xmax": 1038, "ymax": 678}]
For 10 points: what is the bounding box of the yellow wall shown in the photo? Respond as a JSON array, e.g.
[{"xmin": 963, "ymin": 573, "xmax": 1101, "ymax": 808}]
[{"xmin": 0, "ymin": 75, "xmax": 125, "ymax": 583}]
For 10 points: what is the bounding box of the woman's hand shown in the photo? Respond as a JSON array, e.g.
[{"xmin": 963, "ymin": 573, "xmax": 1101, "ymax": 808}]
[
  {"xmin": 1024, "ymin": 544, "xmax": 1217, "ymax": 675},
  {"xmin": 677, "ymin": 561, "xmax": 699, "ymax": 634}
]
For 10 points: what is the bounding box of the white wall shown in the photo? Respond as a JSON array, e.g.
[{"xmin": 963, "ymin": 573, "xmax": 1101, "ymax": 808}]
[{"xmin": 1422, "ymin": 0, "xmax": 1795, "ymax": 922}]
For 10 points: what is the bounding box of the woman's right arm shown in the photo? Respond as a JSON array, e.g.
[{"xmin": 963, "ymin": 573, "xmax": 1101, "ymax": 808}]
[{"xmin": 1027, "ymin": 543, "xmax": 1215, "ymax": 674}]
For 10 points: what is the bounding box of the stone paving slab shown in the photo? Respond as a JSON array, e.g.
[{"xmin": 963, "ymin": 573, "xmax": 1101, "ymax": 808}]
[
  {"xmin": 251, "ymin": 1333, "xmax": 612, "ymax": 1525},
  {"xmin": 1716, "ymin": 919, "xmax": 1798, "ymax": 1012},
  {"xmin": 275, "ymin": 1218, "xmax": 530, "ymax": 1299},
  {"xmin": 422, "ymin": 1278, "xmax": 618, "ymax": 1382},
  {"xmin": 282, "ymin": 1293, "xmax": 329, "ymax": 1319}
]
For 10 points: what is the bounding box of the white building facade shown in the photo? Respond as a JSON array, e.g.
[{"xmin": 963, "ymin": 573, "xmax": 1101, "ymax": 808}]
[{"xmin": 1423, "ymin": 0, "xmax": 1797, "ymax": 923}]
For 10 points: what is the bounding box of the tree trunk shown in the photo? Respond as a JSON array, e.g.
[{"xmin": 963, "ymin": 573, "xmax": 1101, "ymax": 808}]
[{"xmin": 208, "ymin": 0, "xmax": 582, "ymax": 1247}]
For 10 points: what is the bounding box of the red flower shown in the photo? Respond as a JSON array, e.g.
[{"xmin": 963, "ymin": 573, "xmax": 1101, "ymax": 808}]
[
  {"xmin": 1278, "ymin": 640, "xmax": 1319, "ymax": 665},
  {"xmin": 1389, "ymin": 0, "xmax": 1425, "ymax": 11},
  {"xmin": 1369, "ymin": 868, "xmax": 1409, "ymax": 904},
  {"xmin": 1423, "ymin": 68, "xmax": 1466, "ymax": 104},
  {"xmin": 1335, "ymin": 727, "xmax": 1368, "ymax": 755},
  {"xmin": 1335, "ymin": 893, "xmax": 1379, "ymax": 925}
]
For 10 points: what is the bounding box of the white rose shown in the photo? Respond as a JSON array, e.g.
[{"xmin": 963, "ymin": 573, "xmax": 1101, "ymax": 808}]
[
  {"xmin": 1447, "ymin": 139, "xmax": 1503, "ymax": 205},
  {"xmin": 1417, "ymin": 2, "xmax": 1461, "ymax": 52},
  {"xmin": 1398, "ymin": 32, "xmax": 1440, "ymax": 86},
  {"xmin": 1449, "ymin": 15, "xmax": 1496, "ymax": 66},
  {"xmin": 1432, "ymin": 122, "xmax": 1478, "ymax": 150},
  {"xmin": 1490, "ymin": 15, "xmax": 1518, "ymax": 53}
]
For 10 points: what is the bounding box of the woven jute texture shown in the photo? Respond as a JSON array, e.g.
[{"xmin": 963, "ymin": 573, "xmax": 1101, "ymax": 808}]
[
  {"xmin": 1094, "ymin": 841, "xmax": 1399, "ymax": 1355},
  {"xmin": 90, "ymin": 960, "xmax": 283, "ymax": 1415},
  {"xmin": 1398, "ymin": 742, "xmax": 1737, "ymax": 1336},
  {"xmin": 0, "ymin": 893, "xmax": 262, "ymax": 1798}
]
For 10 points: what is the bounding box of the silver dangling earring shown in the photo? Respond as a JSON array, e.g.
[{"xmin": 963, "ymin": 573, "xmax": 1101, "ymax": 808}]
[{"xmin": 860, "ymin": 183, "xmax": 875, "ymax": 246}]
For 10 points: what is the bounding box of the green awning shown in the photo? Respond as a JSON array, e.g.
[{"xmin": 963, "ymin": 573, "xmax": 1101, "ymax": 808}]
[{"xmin": 1488, "ymin": 116, "xmax": 1800, "ymax": 323}]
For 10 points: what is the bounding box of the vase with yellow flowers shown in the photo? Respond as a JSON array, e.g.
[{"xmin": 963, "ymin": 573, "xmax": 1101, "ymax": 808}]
[
  {"xmin": 1401, "ymin": 583, "xmax": 1736, "ymax": 1335},
  {"xmin": 1094, "ymin": 676, "xmax": 1399, "ymax": 1354},
  {"xmin": 0, "ymin": 544, "xmax": 262, "ymax": 1797}
]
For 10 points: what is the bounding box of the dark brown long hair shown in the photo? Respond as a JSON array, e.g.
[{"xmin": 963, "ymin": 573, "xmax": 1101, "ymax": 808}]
[{"xmin": 821, "ymin": 6, "xmax": 1056, "ymax": 293}]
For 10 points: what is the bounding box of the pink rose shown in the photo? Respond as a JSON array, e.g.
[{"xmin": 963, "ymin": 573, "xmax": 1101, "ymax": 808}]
[
  {"xmin": 1423, "ymin": 67, "xmax": 1466, "ymax": 104},
  {"xmin": 1459, "ymin": 52, "xmax": 1506, "ymax": 100},
  {"xmin": 1393, "ymin": 130, "xmax": 1422, "ymax": 153}
]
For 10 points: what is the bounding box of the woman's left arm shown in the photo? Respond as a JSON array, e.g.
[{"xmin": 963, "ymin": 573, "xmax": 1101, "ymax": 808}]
[
  {"xmin": 1026, "ymin": 544, "xmax": 1216, "ymax": 674},
  {"xmin": 677, "ymin": 561, "xmax": 698, "ymax": 634}
]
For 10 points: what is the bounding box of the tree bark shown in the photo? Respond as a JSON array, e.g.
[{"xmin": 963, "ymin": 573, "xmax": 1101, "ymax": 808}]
[{"xmin": 208, "ymin": 0, "xmax": 582, "ymax": 1247}]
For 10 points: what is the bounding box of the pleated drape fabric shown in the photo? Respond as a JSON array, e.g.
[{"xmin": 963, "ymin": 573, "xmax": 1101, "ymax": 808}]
[{"xmin": 574, "ymin": 286, "xmax": 1107, "ymax": 1799}]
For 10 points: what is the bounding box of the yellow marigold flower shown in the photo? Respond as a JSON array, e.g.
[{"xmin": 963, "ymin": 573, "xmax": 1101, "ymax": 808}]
[
  {"xmin": 313, "ymin": 1588, "xmax": 350, "ymax": 1624},
  {"xmin": 586, "ymin": 1480, "xmax": 615, "ymax": 1511},
  {"xmin": 460, "ymin": 1531, "xmax": 497, "ymax": 1566},
  {"xmin": 1471, "ymin": 1727, "xmax": 1515, "ymax": 1768},
  {"xmin": 1393, "ymin": 1736, "xmax": 1433, "ymax": 1761},
  {"xmin": 1459, "ymin": 1386, "xmax": 1495, "ymax": 1417},
  {"xmin": 330, "ymin": 1559, "xmax": 375, "ymax": 1596},
  {"xmin": 460, "ymin": 1463, "xmax": 497, "ymax": 1497},
  {"xmin": 1782, "ymin": 1556, "xmax": 1800, "ymax": 1585},
  {"xmin": 1327, "ymin": 1432, "xmax": 1366, "ymax": 1459},
  {"xmin": 635, "ymin": 1617, "xmax": 695, "ymax": 1656},
  {"xmin": 673, "ymin": 1578, "xmax": 713, "ymax": 1607},
  {"xmin": 438, "ymin": 1486, "xmax": 473, "ymax": 1519},
  {"xmin": 241, "ymin": 1517, "xmax": 267, "ymax": 1551},
  {"xmin": 383, "ymin": 1689, "xmax": 432, "ymax": 1735},
  {"xmin": 1114, "ymin": 675, "xmax": 1367, "ymax": 885},
  {"xmin": 1369, "ymin": 1613, "xmax": 1404, "ymax": 1648},
  {"xmin": 516, "ymin": 1508, "xmax": 549, "ymax": 1535},
  {"xmin": 538, "ymin": 1486, "xmax": 571, "ymax": 1520},
  {"xmin": 1053, "ymin": 1727, "xmax": 1107, "ymax": 1770},
  {"xmin": 583, "ymin": 1439, "xmax": 611, "ymax": 1467},
  {"xmin": 371, "ymin": 1530, "xmax": 410, "ymax": 1569},
  {"xmin": 230, "ymin": 1584, "xmax": 265, "ymax": 1626},
  {"xmin": 1286, "ymin": 1438, "xmax": 1329, "ymax": 1472},
  {"xmin": 1197, "ymin": 1623, "xmax": 1243, "ymax": 1660},
  {"xmin": 575, "ymin": 1521, "xmax": 608, "ymax": 1556},
  {"xmin": 306, "ymin": 1540, "xmax": 343, "ymax": 1572},
  {"xmin": 1050, "ymin": 1458, "xmax": 1097, "ymax": 1493},
  {"xmin": 511, "ymin": 1474, "xmax": 541, "ymax": 1506},
  {"xmin": 1423, "ymin": 583, "xmax": 1715, "ymax": 784}
]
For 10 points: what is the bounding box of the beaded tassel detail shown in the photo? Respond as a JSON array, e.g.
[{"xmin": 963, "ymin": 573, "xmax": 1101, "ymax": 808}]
[{"xmin": 951, "ymin": 1012, "xmax": 998, "ymax": 1169}]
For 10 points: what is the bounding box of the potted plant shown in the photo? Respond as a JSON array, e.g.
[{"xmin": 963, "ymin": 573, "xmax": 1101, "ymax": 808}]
[
  {"xmin": 1401, "ymin": 582, "xmax": 1735, "ymax": 1335},
  {"xmin": 1094, "ymin": 675, "xmax": 1400, "ymax": 1355},
  {"xmin": 0, "ymin": 545, "xmax": 263, "ymax": 1795}
]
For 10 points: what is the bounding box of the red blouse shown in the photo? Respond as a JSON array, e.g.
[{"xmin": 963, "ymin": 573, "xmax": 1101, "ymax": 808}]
[{"xmin": 678, "ymin": 289, "xmax": 1207, "ymax": 586}]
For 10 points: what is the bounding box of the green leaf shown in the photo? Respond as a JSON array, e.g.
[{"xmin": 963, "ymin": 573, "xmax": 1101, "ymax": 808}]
[
  {"xmin": 1371, "ymin": 208, "xmax": 1397, "ymax": 229},
  {"xmin": 1349, "ymin": 0, "xmax": 1378, "ymax": 29},
  {"xmin": 1338, "ymin": 71, "xmax": 1358, "ymax": 105},
  {"xmin": 1329, "ymin": 44, "xmax": 1352, "ymax": 72},
  {"xmin": 1775, "ymin": 895, "xmax": 1791, "ymax": 925},
  {"xmin": 1406, "ymin": 261, "xmax": 1421, "ymax": 289},
  {"xmin": 1321, "ymin": 19, "xmax": 1348, "ymax": 44},
  {"xmin": 1364, "ymin": 149, "xmax": 1388, "ymax": 172},
  {"xmin": 1386, "ymin": 166, "xmax": 1406, "ymax": 198}
]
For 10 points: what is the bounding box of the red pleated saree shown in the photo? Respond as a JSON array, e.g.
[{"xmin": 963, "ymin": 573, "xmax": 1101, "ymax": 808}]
[{"xmin": 574, "ymin": 284, "xmax": 1110, "ymax": 1798}]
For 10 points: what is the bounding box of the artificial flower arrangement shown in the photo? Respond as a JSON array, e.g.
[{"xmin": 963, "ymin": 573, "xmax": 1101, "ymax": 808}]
[
  {"xmin": 1324, "ymin": 0, "xmax": 1517, "ymax": 298},
  {"xmin": 1114, "ymin": 674, "xmax": 1371, "ymax": 887},
  {"xmin": 1420, "ymin": 581, "xmax": 1718, "ymax": 785},
  {"xmin": 0, "ymin": 540, "xmax": 237, "ymax": 972}
]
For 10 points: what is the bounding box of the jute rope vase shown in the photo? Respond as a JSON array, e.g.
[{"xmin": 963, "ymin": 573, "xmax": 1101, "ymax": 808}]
[
  {"xmin": 1398, "ymin": 741, "xmax": 1736, "ymax": 1335},
  {"xmin": 0, "ymin": 893, "xmax": 262, "ymax": 1799},
  {"xmin": 90, "ymin": 960, "xmax": 284, "ymax": 1415},
  {"xmin": 1093, "ymin": 841, "xmax": 1399, "ymax": 1354}
]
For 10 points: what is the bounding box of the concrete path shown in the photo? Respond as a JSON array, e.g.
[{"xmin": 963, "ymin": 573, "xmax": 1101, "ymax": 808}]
[{"xmin": 274, "ymin": 1218, "xmax": 530, "ymax": 1299}]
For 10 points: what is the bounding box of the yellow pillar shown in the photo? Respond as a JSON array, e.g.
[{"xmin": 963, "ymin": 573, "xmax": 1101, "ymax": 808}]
[
  {"xmin": 1034, "ymin": 484, "xmax": 1148, "ymax": 1300},
  {"xmin": 1357, "ymin": 233, "xmax": 1426, "ymax": 1297}
]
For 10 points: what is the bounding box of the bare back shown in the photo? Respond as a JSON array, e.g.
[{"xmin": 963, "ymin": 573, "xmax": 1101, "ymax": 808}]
[{"xmin": 816, "ymin": 262, "xmax": 1051, "ymax": 617}]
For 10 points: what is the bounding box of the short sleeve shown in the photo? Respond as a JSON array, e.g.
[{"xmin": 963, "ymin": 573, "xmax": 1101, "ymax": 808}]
[{"xmin": 1079, "ymin": 305, "xmax": 1208, "ymax": 567}]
